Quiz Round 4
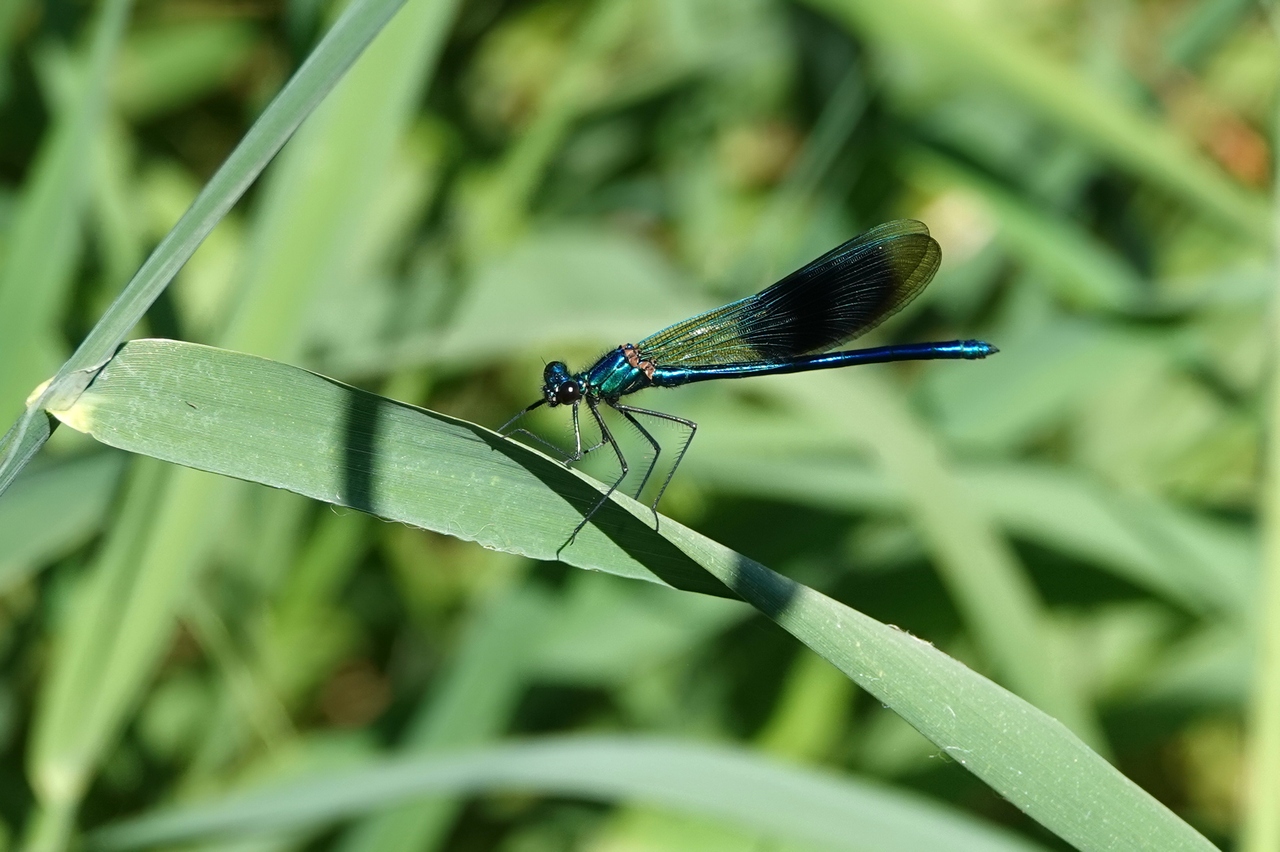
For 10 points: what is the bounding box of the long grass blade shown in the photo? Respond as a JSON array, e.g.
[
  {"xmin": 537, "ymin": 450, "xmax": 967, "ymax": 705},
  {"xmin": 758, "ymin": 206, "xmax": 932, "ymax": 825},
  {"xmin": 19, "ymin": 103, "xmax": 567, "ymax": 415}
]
[
  {"xmin": 0, "ymin": 0, "xmax": 412, "ymax": 497},
  {"xmin": 51, "ymin": 339, "xmax": 1214, "ymax": 849},
  {"xmin": 0, "ymin": 0, "xmax": 132, "ymax": 424},
  {"xmin": 93, "ymin": 736, "xmax": 1051, "ymax": 852},
  {"xmin": 1238, "ymin": 81, "xmax": 1280, "ymax": 852}
]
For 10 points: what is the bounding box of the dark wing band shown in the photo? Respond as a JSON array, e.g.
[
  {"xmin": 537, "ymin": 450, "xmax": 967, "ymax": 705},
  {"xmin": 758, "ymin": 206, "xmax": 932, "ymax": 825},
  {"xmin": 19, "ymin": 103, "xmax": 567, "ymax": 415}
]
[{"xmin": 638, "ymin": 220, "xmax": 941, "ymax": 367}]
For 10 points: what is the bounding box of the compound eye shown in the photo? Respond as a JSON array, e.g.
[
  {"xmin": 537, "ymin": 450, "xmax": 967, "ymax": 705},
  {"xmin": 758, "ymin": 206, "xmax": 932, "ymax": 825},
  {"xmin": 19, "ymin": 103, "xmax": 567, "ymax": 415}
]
[{"xmin": 554, "ymin": 382, "xmax": 582, "ymax": 405}]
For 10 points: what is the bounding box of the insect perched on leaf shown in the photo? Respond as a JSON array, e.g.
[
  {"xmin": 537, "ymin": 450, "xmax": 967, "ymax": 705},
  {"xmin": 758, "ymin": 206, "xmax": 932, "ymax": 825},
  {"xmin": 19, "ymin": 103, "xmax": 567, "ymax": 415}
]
[{"xmin": 500, "ymin": 220, "xmax": 997, "ymax": 542}]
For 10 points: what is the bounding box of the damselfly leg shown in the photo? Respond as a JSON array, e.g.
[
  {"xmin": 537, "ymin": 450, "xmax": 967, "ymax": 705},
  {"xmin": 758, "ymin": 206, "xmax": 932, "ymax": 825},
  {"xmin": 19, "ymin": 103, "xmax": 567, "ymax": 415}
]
[
  {"xmin": 562, "ymin": 397, "xmax": 629, "ymax": 546},
  {"xmin": 499, "ymin": 400, "xmax": 605, "ymax": 464},
  {"xmin": 610, "ymin": 402, "xmax": 697, "ymax": 528}
]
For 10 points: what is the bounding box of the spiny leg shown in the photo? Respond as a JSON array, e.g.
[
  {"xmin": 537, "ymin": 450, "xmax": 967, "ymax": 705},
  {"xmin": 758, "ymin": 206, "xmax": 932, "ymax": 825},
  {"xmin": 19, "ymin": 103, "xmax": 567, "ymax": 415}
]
[
  {"xmin": 565, "ymin": 397, "xmax": 629, "ymax": 547},
  {"xmin": 497, "ymin": 398, "xmax": 544, "ymax": 434},
  {"xmin": 501, "ymin": 400, "xmax": 605, "ymax": 464},
  {"xmin": 611, "ymin": 404, "xmax": 663, "ymax": 521},
  {"xmin": 498, "ymin": 399, "xmax": 571, "ymax": 460},
  {"xmin": 611, "ymin": 403, "xmax": 697, "ymax": 525},
  {"xmin": 503, "ymin": 427, "xmax": 575, "ymax": 463},
  {"xmin": 573, "ymin": 401, "xmax": 609, "ymax": 459}
]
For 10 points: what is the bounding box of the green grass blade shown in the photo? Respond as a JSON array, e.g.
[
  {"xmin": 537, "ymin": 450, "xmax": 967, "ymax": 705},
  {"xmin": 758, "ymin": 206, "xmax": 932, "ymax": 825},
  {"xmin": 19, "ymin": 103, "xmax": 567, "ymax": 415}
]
[
  {"xmin": 112, "ymin": 19, "xmax": 258, "ymax": 120},
  {"xmin": 459, "ymin": 0, "xmax": 641, "ymax": 255},
  {"xmin": 1238, "ymin": 93, "xmax": 1280, "ymax": 852},
  {"xmin": 689, "ymin": 442, "xmax": 1254, "ymax": 617},
  {"xmin": 0, "ymin": 452, "xmax": 125, "ymax": 591},
  {"xmin": 0, "ymin": 0, "xmax": 132, "ymax": 425},
  {"xmin": 781, "ymin": 372, "xmax": 1107, "ymax": 749},
  {"xmin": 52, "ymin": 339, "xmax": 1213, "ymax": 850},
  {"xmin": 336, "ymin": 588, "xmax": 551, "ymax": 852},
  {"xmin": 907, "ymin": 147, "xmax": 1146, "ymax": 311},
  {"xmin": 21, "ymin": 1, "xmax": 440, "ymax": 843},
  {"xmin": 1164, "ymin": 0, "xmax": 1255, "ymax": 68},
  {"xmin": 91, "ymin": 736, "xmax": 1048, "ymax": 852},
  {"xmin": 0, "ymin": 0, "xmax": 411, "ymax": 497},
  {"xmin": 58, "ymin": 0, "xmax": 409, "ymax": 370},
  {"xmin": 26, "ymin": 457, "xmax": 174, "ymax": 825},
  {"xmin": 50, "ymin": 339, "xmax": 726, "ymax": 593},
  {"xmin": 0, "ymin": 418, "xmax": 57, "ymax": 502},
  {"xmin": 804, "ymin": 0, "xmax": 1269, "ymax": 240},
  {"xmin": 221, "ymin": 0, "xmax": 457, "ymax": 356}
]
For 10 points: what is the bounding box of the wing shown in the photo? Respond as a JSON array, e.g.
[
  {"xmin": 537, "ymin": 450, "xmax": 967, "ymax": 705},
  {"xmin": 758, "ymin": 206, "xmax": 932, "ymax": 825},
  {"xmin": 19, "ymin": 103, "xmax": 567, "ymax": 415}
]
[{"xmin": 637, "ymin": 220, "xmax": 941, "ymax": 367}]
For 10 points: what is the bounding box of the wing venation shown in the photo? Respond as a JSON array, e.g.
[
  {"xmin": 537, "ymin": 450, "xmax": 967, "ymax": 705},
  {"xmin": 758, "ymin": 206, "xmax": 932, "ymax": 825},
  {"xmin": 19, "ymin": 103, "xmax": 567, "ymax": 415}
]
[{"xmin": 637, "ymin": 220, "xmax": 941, "ymax": 367}]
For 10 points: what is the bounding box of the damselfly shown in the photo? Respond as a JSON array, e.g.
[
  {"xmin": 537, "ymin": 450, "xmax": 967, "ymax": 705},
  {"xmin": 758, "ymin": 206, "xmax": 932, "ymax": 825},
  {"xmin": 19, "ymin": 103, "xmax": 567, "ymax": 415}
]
[{"xmin": 500, "ymin": 220, "xmax": 996, "ymax": 541}]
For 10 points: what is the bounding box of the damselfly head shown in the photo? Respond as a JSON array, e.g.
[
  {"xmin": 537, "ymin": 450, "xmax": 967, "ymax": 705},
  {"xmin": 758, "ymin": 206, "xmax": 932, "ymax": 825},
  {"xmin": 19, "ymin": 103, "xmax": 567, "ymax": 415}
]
[{"xmin": 542, "ymin": 361, "xmax": 582, "ymax": 406}]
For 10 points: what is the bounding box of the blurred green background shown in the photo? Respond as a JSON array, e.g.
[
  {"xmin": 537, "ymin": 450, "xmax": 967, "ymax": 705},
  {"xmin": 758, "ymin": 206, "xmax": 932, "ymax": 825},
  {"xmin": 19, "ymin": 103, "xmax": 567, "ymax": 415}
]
[{"xmin": 0, "ymin": 0, "xmax": 1276, "ymax": 849}]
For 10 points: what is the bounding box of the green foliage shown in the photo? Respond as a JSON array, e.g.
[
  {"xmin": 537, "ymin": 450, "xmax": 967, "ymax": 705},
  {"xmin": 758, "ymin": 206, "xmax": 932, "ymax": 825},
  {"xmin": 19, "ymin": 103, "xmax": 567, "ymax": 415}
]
[{"xmin": 0, "ymin": 0, "xmax": 1275, "ymax": 850}]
